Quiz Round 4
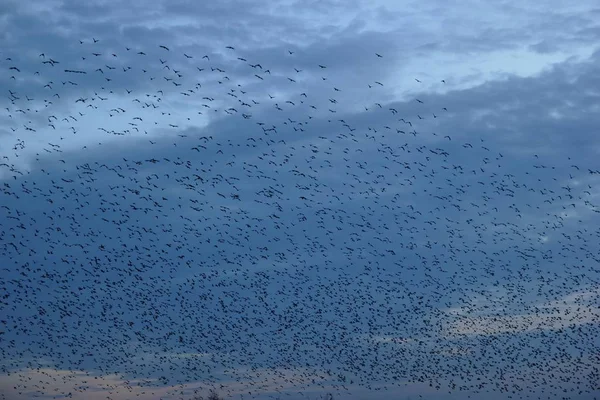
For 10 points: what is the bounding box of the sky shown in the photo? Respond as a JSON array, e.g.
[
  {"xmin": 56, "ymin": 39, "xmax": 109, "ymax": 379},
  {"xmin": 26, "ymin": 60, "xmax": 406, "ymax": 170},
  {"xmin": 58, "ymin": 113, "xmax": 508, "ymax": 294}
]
[{"xmin": 1, "ymin": 0, "xmax": 600, "ymax": 399}]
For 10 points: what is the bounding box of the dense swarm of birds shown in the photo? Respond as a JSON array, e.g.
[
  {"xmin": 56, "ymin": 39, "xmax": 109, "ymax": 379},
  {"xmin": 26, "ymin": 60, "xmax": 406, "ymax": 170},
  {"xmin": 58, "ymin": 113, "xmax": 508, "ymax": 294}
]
[{"xmin": 0, "ymin": 36, "xmax": 599, "ymax": 400}]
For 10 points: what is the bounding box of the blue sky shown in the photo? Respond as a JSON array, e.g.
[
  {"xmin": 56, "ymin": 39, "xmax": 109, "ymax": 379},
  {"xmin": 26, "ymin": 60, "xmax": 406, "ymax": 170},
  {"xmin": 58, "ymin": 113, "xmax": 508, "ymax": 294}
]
[{"xmin": 1, "ymin": 0, "xmax": 600, "ymax": 399}]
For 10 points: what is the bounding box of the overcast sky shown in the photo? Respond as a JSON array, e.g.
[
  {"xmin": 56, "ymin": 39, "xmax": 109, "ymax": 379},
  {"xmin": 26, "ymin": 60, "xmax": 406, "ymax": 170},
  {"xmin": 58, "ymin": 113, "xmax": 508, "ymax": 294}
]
[{"xmin": 1, "ymin": 0, "xmax": 600, "ymax": 399}]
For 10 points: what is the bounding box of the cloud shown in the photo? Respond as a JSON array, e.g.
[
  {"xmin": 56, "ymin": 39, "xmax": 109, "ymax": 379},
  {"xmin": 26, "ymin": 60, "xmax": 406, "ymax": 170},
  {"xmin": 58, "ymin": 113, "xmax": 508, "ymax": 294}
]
[
  {"xmin": 443, "ymin": 287, "xmax": 600, "ymax": 337},
  {"xmin": 0, "ymin": 365, "xmax": 343, "ymax": 400}
]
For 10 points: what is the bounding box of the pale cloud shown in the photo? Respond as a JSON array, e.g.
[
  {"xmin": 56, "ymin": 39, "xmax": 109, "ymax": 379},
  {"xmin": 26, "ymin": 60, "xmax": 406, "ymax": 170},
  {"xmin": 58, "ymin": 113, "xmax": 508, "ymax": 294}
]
[
  {"xmin": 370, "ymin": 335, "xmax": 414, "ymax": 345},
  {"xmin": 0, "ymin": 368, "xmax": 172, "ymax": 400},
  {"xmin": 443, "ymin": 287, "xmax": 600, "ymax": 337},
  {"xmin": 0, "ymin": 365, "xmax": 339, "ymax": 400}
]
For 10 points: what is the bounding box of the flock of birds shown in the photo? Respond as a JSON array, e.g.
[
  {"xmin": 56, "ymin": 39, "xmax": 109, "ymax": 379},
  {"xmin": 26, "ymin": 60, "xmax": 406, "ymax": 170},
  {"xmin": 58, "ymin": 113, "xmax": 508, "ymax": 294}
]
[{"xmin": 0, "ymin": 37, "xmax": 599, "ymax": 400}]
